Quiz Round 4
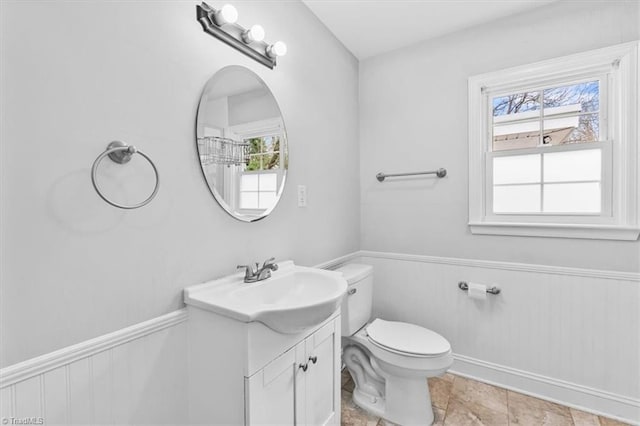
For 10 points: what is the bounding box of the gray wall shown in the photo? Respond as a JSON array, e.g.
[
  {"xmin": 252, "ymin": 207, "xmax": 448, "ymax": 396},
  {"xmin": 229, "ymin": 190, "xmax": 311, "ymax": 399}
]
[
  {"xmin": 359, "ymin": 0, "xmax": 640, "ymax": 272},
  {"xmin": 0, "ymin": 0, "xmax": 360, "ymax": 367}
]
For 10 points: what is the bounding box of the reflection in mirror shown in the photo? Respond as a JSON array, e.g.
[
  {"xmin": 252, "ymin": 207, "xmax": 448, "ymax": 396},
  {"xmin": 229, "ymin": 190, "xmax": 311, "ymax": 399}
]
[{"xmin": 196, "ymin": 66, "xmax": 288, "ymax": 222}]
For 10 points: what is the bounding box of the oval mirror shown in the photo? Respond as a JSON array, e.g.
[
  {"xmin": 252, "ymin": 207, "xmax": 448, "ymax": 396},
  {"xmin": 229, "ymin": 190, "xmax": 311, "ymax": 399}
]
[{"xmin": 196, "ymin": 66, "xmax": 288, "ymax": 222}]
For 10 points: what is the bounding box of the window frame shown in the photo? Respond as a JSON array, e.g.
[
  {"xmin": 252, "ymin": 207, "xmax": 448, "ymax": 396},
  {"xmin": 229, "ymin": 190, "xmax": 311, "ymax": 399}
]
[{"xmin": 468, "ymin": 42, "xmax": 639, "ymax": 240}]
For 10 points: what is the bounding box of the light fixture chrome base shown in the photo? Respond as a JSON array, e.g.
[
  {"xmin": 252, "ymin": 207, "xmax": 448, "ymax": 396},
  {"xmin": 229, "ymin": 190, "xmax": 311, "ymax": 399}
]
[{"xmin": 196, "ymin": 2, "xmax": 276, "ymax": 69}]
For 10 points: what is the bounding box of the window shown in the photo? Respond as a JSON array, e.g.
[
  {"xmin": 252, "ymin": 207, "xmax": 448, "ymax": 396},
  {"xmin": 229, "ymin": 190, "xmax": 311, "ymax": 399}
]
[
  {"xmin": 468, "ymin": 42, "xmax": 639, "ymax": 240},
  {"xmin": 238, "ymin": 134, "xmax": 285, "ymax": 211}
]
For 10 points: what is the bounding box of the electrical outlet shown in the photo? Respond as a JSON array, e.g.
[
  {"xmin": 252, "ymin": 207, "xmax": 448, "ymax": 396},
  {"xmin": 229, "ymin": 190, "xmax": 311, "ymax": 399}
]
[{"xmin": 297, "ymin": 185, "xmax": 307, "ymax": 207}]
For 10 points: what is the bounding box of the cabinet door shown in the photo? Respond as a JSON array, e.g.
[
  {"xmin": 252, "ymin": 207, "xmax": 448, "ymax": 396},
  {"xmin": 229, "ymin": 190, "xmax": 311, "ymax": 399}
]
[
  {"xmin": 304, "ymin": 319, "xmax": 340, "ymax": 426},
  {"xmin": 245, "ymin": 343, "xmax": 300, "ymax": 425}
]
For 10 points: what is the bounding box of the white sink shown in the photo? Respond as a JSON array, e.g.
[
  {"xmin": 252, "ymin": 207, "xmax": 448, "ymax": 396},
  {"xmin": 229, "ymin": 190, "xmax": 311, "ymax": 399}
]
[{"xmin": 184, "ymin": 261, "xmax": 348, "ymax": 334}]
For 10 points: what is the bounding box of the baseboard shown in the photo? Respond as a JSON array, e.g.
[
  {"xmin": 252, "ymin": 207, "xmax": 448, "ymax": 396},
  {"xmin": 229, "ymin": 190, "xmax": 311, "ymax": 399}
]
[
  {"xmin": 0, "ymin": 308, "xmax": 188, "ymax": 388},
  {"xmin": 451, "ymin": 353, "xmax": 640, "ymax": 425}
]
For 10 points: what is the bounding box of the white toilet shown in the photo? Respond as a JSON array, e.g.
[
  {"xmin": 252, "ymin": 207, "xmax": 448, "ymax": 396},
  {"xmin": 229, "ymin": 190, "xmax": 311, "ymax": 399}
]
[{"xmin": 336, "ymin": 263, "xmax": 453, "ymax": 426}]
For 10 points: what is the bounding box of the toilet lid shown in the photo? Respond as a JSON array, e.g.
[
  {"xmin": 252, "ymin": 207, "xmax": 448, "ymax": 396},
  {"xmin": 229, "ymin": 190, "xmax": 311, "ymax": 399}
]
[{"xmin": 366, "ymin": 319, "xmax": 451, "ymax": 357}]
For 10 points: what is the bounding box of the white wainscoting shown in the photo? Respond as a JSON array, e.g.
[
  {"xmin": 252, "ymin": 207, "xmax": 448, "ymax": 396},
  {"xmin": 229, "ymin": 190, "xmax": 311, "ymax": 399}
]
[
  {"xmin": 358, "ymin": 250, "xmax": 640, "ymax": 424},
  {"xmin": 0, "ymin": 309, "xmax": 188, "ymax": 425}
]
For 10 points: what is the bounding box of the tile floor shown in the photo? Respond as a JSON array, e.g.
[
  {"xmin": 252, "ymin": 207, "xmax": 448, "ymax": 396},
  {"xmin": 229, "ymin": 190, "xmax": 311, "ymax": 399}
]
[{"xmin": 340, "ymin": 369, "xmax": 631, "ymax": 426}]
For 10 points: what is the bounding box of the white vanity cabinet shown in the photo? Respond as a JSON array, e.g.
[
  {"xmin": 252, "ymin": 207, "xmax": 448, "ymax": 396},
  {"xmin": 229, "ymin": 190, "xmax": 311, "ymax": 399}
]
[
  {"xmin": 245, "ymin": 318, "xmax": 340, "ymax": 426},
  {"xmin": 187, "ymin": 306, "xmax": 341, "ymax": 426}
]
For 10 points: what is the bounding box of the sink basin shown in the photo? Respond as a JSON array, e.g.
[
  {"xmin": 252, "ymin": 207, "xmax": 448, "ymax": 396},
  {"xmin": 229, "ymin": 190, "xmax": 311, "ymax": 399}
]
[{"xmin": 184, "ymin": 261, "xmax": 348, "ymax": 334}]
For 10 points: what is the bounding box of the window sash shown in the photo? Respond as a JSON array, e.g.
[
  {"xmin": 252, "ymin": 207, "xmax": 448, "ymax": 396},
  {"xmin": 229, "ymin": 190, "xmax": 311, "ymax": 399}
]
[
  {"xmin": 237, "ymin": 171, "xmax": 280, "ymax": 211},
  {"xmin": 485, "ymin": 141, "xmax": 613, "ymax": 223},
  {"xmin": 487, "ymin": 75, "xmax": 608, "ymax": 152}
]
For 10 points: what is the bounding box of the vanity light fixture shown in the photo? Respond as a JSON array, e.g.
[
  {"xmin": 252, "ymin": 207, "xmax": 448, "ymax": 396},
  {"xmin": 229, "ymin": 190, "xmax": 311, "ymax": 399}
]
[{"xmin": 196, "ymin": 2, "xmax": 286, "ymax": 69}]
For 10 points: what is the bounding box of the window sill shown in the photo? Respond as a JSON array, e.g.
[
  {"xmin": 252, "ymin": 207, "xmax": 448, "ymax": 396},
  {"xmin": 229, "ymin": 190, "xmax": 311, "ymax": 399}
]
[{"xmin": 468, "ymin": 222, "xmax": 640, "ymax": 241}]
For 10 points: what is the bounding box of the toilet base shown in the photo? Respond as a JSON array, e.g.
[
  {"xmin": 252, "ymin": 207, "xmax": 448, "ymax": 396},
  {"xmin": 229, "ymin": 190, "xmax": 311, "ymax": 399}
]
[
  {"xmin": 350, "ymin": 375, "xmax": 434, "ymax": 426},
  {"xmin": 383, "ymin": 375, "xmax": 434, "ymax": 426},
  {"xmin": 352, "ymin": 388, "xmax": 385, "ymax": 418}
]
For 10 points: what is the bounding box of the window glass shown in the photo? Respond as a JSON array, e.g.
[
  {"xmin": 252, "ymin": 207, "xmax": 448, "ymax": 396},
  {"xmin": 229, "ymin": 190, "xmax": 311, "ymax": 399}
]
[
  {"xmin": 493, "ymin": 154, "xmax": 540, "ymax": 185},
  {"xmin": 246, "ymin": 135, "xmax": 281, "ymax": 171},
  {"xmin": 259, "ymin": 173, "xmax": 277, "ymax": 191},
  {"xmin": 492, "ymin": 92, "xmax": 540, "ymax": 117},
  {"xmin": 240, "ymin": 192, "xmax": 259, "ymax": 209},
  {"xmin": 240, "ymin": 174, "xmax": 259, "ymax": 191},
  {"xmin": 492, "ymin": 80, "xmax": 600, "ymax": 151},
  {"xmin": 493, "ymin": 185, "xmax": 541, "ymax": 213},
  {"xmin": 544, "ymin": 113, "xmax": 599, "ymax": 144},
  {"xmin": 258, "ymin": 191, "xmax": 277, "ymax": 209},
  {"xmin": 543, "ymin": 81, "xmax": 599, "ymax": 112},
  {"xmin": 543, "ymin": 182, "xmax": 601, "ymax": 213},
  {"xmin": 543, "ymin": 149, "xmax": 601, "ymax": 182}
]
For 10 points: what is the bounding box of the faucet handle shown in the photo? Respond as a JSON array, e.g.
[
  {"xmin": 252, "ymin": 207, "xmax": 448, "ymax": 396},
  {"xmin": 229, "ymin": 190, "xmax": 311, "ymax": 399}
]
[
  {"xmin": 262, "ymin": 257, "xmax": 278, "ymax": 270},
  {"xmin": 237, "ymin": 264, "xmax": 256, "ymax": 279}
]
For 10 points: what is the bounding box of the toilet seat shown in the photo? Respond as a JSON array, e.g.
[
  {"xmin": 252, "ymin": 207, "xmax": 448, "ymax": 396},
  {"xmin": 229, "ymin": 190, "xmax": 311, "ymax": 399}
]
[{"xmin": 366, "ymin": 319, "xmax": 451, "ymax": 358}]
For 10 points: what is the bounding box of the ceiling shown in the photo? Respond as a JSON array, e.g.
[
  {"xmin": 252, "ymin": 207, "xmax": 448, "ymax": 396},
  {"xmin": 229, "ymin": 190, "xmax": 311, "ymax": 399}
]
[{"xmin": 302, "ymin": 0, "xmax": 557, "ymax": 60}]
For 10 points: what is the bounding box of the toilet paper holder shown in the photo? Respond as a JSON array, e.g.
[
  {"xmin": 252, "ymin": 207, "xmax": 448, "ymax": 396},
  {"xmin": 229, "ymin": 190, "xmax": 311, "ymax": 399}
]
[{"xmin": 458, "ymin": 281, "xmax": 501, "ymax": 295}]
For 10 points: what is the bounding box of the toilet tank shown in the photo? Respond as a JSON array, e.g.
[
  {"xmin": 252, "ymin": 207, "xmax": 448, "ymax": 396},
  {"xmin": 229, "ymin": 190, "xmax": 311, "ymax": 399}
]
[{"xmin": 334, "ymin": 264, "xmax": 373, "ymax": 336}]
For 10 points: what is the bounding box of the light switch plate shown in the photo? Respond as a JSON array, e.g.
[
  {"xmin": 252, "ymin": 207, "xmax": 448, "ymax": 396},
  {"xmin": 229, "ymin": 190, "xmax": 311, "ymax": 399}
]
[{"xmin": 297, "ymin": 185, "xmax": 307, "ymax": 207}]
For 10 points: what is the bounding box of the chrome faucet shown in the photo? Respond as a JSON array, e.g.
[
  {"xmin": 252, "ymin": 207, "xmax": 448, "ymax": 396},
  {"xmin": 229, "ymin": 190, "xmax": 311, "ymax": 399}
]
[{"xmin": 237, "ymin": 257, "xmax": 279, "ymax": 283}]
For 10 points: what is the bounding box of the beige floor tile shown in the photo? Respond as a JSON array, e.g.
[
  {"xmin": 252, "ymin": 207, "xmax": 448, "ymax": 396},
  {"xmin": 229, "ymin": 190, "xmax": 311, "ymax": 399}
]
[
  {"xmin": 342, "ymin": 369, "xmax": 351, "ymax": 385},
  {"xmin": 433, "ymin": 407, "xmax": 446, "ymax": 426},
  {"xmin": 450, "ymin": 376, "xmax": 508, "ymax": 414},
  {"xmin": 341, "ymin": 389, "xmax": 380, "ymax": 426},
  {"xmin": 599, "ymin": 416, "xmax": 631, "ymax": 426},
  {"xmin": 507, "ymin": 391, "xmax": 572, "ymax": 426},
  {"xmin": 428, "ymin": 376, "xmax": 453, "ymax": 410},
  {"xmin": 376, "ymin": 406, "xmax": 443, "ymax": 426},
  {"xmin": 340, "ymin": 372, "xmax": 629, "ymax": 426},
  {"xmin": 571, "ymin": 408, "xmax": 601, "ymax": 426},
  {"xmin": 343, "ymin": 378, "xmax": 355, "ymax": 393},
  {"xmin": 342, "ymin": 369, "xmax": 355, "ymax": 392},
  {"xmin": 443, "ymin": 397, "xmax": 508, "ymax": 426},
  {"xmin": 441, "ymin": 372, "xmax": 456, "ymax": 383}
]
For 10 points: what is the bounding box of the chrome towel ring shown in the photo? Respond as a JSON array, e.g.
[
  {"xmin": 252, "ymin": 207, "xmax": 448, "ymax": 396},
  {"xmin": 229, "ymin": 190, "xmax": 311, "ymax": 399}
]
[{"xmin": 91, "ymin": 141, "xmax": 160, "ymax": 209}]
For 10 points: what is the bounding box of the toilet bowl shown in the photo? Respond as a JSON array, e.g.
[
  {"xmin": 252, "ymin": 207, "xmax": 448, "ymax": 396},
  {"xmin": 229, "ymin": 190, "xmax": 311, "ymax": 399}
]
[{"xmin": 336, "ymin": 264, "xmax": 453, "ymax": 426}]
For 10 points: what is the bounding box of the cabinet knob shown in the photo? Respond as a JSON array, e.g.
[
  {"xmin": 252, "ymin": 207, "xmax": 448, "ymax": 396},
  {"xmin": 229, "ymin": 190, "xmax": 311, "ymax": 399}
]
[
  {"xmin": 308, "ymin": 356, "xmax": 318, "ymax": 364},
  {"xmin": 298, "ymin": 363, "xmax": 308, "ymax": 372}
]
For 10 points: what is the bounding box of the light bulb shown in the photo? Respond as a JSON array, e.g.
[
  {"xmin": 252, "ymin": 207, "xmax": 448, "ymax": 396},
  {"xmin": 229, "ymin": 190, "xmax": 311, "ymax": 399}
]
[
  {"xmin": 242, "ymin": 25, "xmax": 265, "ymax": 43},
  {"xmin": 213, "ymin": 4, "xmax": 238, "ymax": 26},
  {"xmin": 267, "ymin": 41, "xmax": 287, "ymax": 58}
]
